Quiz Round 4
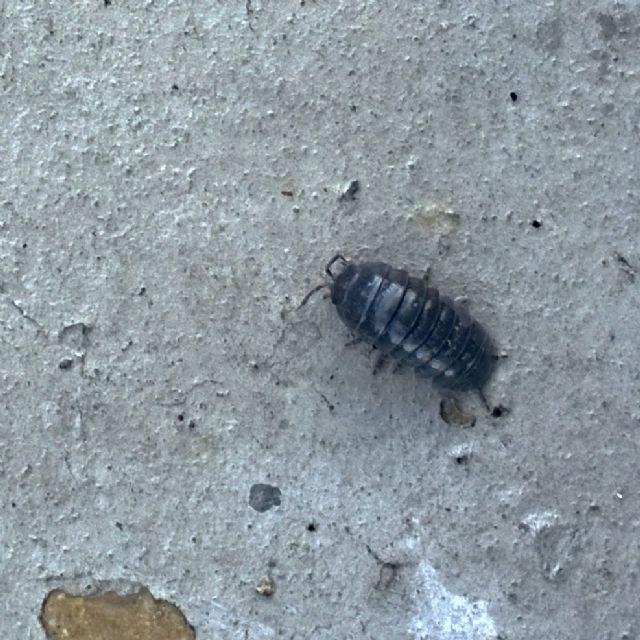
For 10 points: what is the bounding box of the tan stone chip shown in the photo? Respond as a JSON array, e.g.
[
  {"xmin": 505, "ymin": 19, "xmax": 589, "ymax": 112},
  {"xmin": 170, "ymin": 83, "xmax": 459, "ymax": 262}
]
[{"xmin": 40, "ymin": 588, "xmax": 195, "ymax": 640}]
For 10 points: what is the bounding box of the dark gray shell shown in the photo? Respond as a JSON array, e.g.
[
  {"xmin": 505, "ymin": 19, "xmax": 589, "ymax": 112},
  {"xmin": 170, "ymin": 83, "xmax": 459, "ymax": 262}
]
[{"xmin": 330, "ymin": 261, "xmax": 494, "ymax": 391}]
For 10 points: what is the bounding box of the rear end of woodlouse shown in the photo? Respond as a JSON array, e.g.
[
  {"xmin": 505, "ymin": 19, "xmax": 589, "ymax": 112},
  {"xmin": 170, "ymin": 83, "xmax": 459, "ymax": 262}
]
[{"xmin": 316, "ymin": 254, "xmax": 495, "ymax": 393}]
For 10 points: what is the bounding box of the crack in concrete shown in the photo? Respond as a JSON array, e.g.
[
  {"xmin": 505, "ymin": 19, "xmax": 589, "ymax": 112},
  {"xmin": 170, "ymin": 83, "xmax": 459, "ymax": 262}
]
[
  {"xmin": 245, "ymin": 0, "xmax": 255, "ymax": 32},
  {"xmin": 614, "ymin": 251, "xmax": 637, "ymax": 283},
  {"xmin": 0, "ymin": 284, "xmax": 46, "ymax": 332},
  {"xmin": 366, "ymin": 544, "xmax": 407, "ymax": 591}
]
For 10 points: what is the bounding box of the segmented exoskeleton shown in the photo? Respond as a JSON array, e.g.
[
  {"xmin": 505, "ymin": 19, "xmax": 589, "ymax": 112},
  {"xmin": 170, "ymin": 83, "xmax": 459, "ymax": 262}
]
[{"xmin": 302, "ymin": 254, "xmax": 495, "ymax": 393}]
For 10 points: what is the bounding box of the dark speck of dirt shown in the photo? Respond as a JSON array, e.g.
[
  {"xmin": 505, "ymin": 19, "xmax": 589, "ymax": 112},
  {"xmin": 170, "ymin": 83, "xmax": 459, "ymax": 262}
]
[
  {"xmin": 614, "ymin": 252, "xmax": 636, "ymax": 283},
  {"xmin": 339, "ymin": 179, "xmax": 360, "ymax": 200},
  {"xmin": 249, "ymin": 483, "xmax": 282, "ymax": 512},
  {"xmin": 491, "ymin": 405, "xmax": 506, "ymax": 418},
  {"xmin": 531, "ymin": 219, "xmax": 542, "ymax": 228},
  {"xmin": 58, "ymin": 358, "xmax": 74, "ymax": 370}
]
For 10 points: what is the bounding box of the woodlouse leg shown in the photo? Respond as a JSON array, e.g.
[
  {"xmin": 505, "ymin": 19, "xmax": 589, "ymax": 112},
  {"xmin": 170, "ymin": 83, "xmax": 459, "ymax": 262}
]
[
  {"xmin": 372, "ymin": 352, "xmax": 389, "ymax": 375},
  {"xmin": 477, "ymin": 390, "xmax": 491, "ymax": 412},
  {"xmin": 476, "ymin": 390, "xmax": 509, "ymax": 418},
  {"xmin": 422, "ymin": 266, "xmax": 432, "ymax": 282},
  {"xmin": 344, "ymin": 335, "xmax": 363, "ymax": 348}
]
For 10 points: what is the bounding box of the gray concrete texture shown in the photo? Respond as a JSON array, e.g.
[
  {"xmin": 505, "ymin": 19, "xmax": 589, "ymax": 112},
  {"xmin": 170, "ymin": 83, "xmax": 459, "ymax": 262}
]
[{"xmin": 1, "ymin": 1, "xmax": 639, "ymax": 638}]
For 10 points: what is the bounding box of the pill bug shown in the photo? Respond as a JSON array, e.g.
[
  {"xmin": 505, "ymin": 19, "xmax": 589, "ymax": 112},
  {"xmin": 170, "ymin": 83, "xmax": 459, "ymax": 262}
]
[{"xmin": 301, "ymin": 254, "xmax": 496, "ymax": 397}]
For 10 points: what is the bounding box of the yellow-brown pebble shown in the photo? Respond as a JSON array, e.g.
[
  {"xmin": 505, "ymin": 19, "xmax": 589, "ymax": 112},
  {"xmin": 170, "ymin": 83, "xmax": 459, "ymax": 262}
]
[
  {"xmin": 40, "ymin": 588, "xmax": 195, "ymax": 640},
  {"xmin": 255, "ymin": 576, "xmax": 276, "ymax": 596}
]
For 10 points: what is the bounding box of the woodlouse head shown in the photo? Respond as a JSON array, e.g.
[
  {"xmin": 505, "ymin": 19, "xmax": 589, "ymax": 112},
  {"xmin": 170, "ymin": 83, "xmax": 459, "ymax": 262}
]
[
  {"xmin": 323, "ymin": 253, "xmax": 356, "ymax": 307},
  {"xmin": 298, "ymin": 254, "xmax": 350, "ymax": 309},
  {"xmin": 329, "ymin": 262, "xmax": 357, "ymax": 307}
]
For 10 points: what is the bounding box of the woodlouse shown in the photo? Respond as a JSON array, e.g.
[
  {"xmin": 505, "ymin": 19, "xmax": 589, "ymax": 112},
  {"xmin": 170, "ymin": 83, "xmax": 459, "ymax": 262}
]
[{"xmin": 302, "ymin": 254, "xmax": 496, "ymax": 396}]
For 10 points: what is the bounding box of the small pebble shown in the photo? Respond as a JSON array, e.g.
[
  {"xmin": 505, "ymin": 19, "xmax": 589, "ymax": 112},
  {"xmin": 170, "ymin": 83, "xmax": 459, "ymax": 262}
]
[
  {"xmin": 256, "ymin": 576, "xmax": 275, "ymax": 596},
  {"xmin": 439, "ymin": 397, "xmax": 476, "ymax": 428}
]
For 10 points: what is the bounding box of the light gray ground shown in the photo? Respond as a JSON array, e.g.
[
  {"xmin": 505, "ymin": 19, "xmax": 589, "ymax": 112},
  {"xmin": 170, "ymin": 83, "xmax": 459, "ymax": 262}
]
[{"xmin": 1, "ymin": 2, "xmax": 639, "ymax": 639}]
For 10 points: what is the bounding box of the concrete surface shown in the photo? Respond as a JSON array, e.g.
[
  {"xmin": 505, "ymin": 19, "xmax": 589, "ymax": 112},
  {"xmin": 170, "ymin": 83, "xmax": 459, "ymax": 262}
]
[{"xmin": 1, "ymin": 1, "xmax": 640, "ymax": 639}]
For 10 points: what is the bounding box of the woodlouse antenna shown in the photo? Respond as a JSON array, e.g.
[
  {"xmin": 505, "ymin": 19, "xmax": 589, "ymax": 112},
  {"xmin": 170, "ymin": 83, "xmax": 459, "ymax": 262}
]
[
  {"xmin": 325, "ymin": 253, "xmax": 348, "ymax": 279},
  {"xmin": 299, "ymin": 254, "xmax": 349, "ymax": 310},
  {"xmin": 298, "ymin": 283, "xmax": 330, "ymax": 309}
]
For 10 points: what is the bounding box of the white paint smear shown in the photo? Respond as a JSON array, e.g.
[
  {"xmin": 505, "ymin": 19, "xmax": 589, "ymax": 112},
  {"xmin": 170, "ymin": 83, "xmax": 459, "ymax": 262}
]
[{"xmin": 409, "ymin": 560, "xmax": 498, "ymax": 640}]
